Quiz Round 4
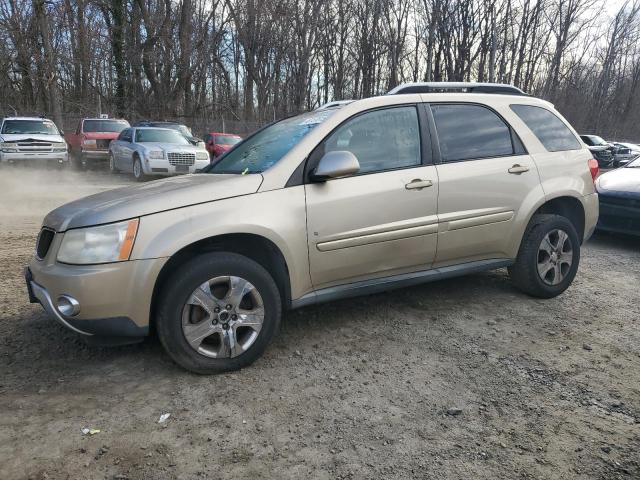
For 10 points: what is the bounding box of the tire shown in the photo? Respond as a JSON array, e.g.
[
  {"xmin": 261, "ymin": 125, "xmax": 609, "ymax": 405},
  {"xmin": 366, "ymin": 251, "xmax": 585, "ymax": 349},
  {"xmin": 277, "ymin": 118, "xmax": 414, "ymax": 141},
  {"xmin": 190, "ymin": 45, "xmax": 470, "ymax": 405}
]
[
  {"xmin": 156, "ymin": 252, "xmax": 282, "ymax": 374},
  {"xmin": 132, "ymin": 155, "xmax": 146, "ymax": 181},
  {"xmin": 109, "ymin": 152, "xmax": 118, "ymax": 173},
  {"xmin": 508, "ymin": 214, "xmax": 580, "ymax": 298}
]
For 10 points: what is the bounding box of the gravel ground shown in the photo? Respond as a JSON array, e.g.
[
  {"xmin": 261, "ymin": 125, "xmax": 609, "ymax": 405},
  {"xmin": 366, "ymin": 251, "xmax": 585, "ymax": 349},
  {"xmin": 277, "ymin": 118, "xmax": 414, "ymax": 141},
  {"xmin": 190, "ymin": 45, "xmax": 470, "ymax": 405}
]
[{"xmin": 0, "ymin": 168, "xmax": 638, "ymax": 480}]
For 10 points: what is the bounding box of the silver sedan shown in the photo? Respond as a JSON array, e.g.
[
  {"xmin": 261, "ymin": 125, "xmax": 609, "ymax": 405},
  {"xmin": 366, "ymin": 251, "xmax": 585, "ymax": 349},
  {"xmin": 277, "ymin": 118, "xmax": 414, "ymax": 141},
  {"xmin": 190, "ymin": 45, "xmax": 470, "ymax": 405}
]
[{"xmin": 109, "ymin": 127, "xmax": 210, "ymax": 181}]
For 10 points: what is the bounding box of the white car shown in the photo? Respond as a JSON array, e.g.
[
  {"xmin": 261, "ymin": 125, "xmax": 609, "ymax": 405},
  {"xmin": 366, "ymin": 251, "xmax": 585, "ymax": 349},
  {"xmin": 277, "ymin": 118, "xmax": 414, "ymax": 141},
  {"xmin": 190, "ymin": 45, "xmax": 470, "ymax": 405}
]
[
  {"xmin": 612, "ymin": 142, "xmax": 640, "ymax": 167},
  {"xmin": 0, "ymin": 117, "xmax": 68, "ymax": 166},
  {"xmin": 109, "ymin": 127, "xmax": 210, "ymax": 181}
]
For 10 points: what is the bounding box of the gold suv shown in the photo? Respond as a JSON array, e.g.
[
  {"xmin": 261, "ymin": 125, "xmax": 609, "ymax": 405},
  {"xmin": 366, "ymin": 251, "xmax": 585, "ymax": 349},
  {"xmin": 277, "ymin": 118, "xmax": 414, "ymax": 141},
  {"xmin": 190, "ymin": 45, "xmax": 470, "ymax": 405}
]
[{"xmin": 26, "ymin": 83, "xmax": 600, "ymax": 373}]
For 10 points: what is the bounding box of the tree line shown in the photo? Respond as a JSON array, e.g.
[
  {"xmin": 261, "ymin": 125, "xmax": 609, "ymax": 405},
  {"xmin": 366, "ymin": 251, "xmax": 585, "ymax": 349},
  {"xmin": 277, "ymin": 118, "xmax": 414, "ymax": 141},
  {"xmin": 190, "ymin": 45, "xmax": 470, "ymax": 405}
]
[{"xmin": 1, "ymin": 0, "xmax": 639, "ymax": 139}]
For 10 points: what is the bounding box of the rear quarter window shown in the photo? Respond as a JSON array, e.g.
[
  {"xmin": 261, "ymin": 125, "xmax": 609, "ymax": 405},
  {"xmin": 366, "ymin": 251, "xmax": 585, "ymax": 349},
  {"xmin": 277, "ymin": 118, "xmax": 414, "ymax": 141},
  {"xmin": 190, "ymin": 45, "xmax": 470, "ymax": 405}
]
[{"xmin": 510, "ymin": 104, "xmax": 581, "ymax": 152}]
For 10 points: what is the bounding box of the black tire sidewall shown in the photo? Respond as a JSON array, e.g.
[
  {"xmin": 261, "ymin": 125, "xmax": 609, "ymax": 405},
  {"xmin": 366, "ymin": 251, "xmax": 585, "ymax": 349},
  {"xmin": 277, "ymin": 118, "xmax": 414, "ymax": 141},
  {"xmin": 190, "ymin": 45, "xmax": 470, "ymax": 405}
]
[
  {"xmin": 133, "ymin": 156, "xmax": 144, "ymax": 181},
  {"xmin": 512, "ymin": 214, "xmax": 581, "ymax": 298},
  {"xmin": 156, "ymin": 252, "xmax": 282, "ymax": 374}
]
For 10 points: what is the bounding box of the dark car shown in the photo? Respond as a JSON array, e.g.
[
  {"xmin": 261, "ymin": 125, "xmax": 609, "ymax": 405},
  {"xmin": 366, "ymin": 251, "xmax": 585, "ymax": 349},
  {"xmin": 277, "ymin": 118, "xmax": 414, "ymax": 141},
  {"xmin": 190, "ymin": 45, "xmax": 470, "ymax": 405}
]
[
  {"xmin": 133, "ymin": 121, "xmax": 203, "ymax": 146},
  {"xmin": 595, "ymin": 156, "xmax": 640, "ymax": 235},
  {"xmin": 580, "ymin": 135, "xmax": 616, "ymax": 168}
]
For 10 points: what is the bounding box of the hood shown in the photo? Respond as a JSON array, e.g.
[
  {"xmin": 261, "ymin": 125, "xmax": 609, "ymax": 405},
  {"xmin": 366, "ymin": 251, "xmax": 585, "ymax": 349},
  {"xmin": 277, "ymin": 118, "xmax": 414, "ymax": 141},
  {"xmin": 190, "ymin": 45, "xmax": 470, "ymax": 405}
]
[
  {"xmin": 140, "ymin": 142, "xmax": 204, "ymax": 152},
  {"xmin": 587, "ymin": 145, "xmax": 610, "ymax": 152},
  {"xmin": 82, "ymin": 132, "xmax": 122, "ymax": 140},
  {"xmin": 44, "ymin": 173, "xmax": 264, "ymax": 231},
  {"xmin": 596, "ymin": 167, "xmax": 640, "ymax": 196},
  {"xmin": 1, "ymin": 133, "xmax": 64, "ymax": 143}
]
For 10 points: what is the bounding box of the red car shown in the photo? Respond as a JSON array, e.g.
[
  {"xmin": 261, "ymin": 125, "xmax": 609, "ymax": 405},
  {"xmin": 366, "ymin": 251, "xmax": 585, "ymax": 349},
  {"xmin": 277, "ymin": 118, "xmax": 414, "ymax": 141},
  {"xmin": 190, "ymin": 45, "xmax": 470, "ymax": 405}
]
[
  {"xmin": 204, "ymin": 132, "xmax": 241, "ymax": 160},
  {"xmin": 65, "ymin": 117, "xmax": 130, "ymax": 169}
]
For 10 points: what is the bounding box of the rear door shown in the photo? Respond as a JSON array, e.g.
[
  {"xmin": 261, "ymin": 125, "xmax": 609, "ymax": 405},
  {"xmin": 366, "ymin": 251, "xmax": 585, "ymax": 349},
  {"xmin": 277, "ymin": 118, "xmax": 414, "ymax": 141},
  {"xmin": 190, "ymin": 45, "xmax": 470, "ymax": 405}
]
[
  {"xmin": 305, "ymin": 105, "xmax": 439, "ymax": 289},
  {"xmin": 428, "ymin": 103, "xmax": 541, "ymax": 265}
]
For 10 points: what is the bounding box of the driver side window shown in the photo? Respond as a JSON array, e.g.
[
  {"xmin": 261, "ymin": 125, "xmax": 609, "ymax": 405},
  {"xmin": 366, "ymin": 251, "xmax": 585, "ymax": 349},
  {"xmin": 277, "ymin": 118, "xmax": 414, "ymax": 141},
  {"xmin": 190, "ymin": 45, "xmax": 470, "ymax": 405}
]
[
  {"xmin": 119, "ymin": 128, "xmax": 132, "ymax": 142},
  {"xmin": 324, "ymin": 106, "xmax": 422, "ymax": 174}
]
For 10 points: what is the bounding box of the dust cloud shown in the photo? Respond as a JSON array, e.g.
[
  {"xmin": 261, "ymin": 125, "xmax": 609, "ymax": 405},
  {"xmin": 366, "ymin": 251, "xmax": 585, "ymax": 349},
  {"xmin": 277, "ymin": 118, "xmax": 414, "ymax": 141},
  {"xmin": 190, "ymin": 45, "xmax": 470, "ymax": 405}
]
[{"xmin": 0, "ymin": 166, "xmax": 132, "ymax": 231}]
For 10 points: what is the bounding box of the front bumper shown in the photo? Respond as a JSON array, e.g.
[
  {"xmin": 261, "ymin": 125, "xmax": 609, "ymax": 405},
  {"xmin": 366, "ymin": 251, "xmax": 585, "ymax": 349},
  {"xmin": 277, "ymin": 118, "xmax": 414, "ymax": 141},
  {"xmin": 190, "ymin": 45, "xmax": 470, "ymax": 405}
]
[
  {"xmin": 597, "ymin": 193, "xmax": 640, "ymax": 236},
  {"xmin": 80, "ymin": 149, "xmax": 110, "ymax": 162},
  {"xmin": 27, "ymin": 251, "xmax": 167, "ymax": 337},
  {"xmin": 1, "ymin": 151, "xmax": 68, "ymax": 163},
  {"xmin": 145, "ymin": 158, "xmax": 210, "ymax": 176}
]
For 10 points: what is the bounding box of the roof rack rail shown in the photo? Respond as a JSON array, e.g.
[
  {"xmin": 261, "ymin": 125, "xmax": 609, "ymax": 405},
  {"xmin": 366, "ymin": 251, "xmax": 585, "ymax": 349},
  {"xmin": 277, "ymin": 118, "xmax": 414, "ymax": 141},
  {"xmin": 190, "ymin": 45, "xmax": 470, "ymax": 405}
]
[{"xmin": 387, "ymin": 82, "xmax": 527, "ymax": 96}]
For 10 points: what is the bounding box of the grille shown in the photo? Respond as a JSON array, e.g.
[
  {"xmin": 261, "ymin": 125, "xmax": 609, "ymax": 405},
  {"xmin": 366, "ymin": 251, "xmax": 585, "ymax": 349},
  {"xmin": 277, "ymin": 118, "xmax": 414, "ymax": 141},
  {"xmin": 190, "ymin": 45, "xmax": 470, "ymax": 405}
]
[
  {"xmin": 167, "ymin": 152, "xmax": 195, "ymax": 166},
  {"xmin": 36, "ymin": 228, "xmax": 55, "ymax": 259},
  {"xmin": 96, "ymin": 139, "xmax": 111, "ymax": 149},
  {"xmin": 17, "ymin": 141, "xmax": 52, "ymax": 147}
]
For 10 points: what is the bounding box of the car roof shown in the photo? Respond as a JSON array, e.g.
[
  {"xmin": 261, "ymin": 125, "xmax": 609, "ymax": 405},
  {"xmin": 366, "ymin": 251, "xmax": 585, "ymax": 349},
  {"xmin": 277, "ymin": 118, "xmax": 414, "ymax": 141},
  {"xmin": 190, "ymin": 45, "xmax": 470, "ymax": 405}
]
[
  {"xmin": 132, "ymin": 126, "xmax": 178, "ymax": 132},
  {"xmin": 83, "ymin": 118, "xmax": 128, "ymax": 121},
  {"xmin": 2, "ymin": 116, "xmax": 54, "ymax": 122}
]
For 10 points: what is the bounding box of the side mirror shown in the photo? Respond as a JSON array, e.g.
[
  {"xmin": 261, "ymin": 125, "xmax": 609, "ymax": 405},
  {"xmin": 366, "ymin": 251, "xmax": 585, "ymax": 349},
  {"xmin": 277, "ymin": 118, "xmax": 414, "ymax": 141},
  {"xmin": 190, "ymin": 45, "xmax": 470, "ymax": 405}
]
[{"xmin": 310, "ymin": 151, "xmax": 360, "ymax": 182}]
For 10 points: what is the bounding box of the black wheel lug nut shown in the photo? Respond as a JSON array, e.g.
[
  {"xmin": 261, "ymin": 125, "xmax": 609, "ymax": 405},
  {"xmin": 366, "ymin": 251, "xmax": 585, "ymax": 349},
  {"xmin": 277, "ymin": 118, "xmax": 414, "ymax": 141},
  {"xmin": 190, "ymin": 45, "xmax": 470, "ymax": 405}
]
[
  {"xmin": 231, "ymin": 314, "xmax": 237, "ymax": 320},
  {"xmin": 212, "ymin": 319, "xmax": 218, "ymax": 325},
  {"xmin": 226, "ymin": 304, "xmax": 232, "ymax": 310},
  {"xmin": 214, "ymin": 307, "xmax": 220, "ymax": 313},
  {"xmin": 222, "ymin": 323, "xmax": 229, "ymax": 330}
]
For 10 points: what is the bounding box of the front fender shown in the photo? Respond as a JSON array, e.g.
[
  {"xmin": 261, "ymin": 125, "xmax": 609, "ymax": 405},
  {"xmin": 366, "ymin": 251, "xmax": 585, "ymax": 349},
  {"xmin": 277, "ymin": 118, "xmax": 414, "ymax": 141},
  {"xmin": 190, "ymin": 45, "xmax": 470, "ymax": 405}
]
[{"xmin": 130, "ymin": 186, "xmax": 312, "ymax": 299}]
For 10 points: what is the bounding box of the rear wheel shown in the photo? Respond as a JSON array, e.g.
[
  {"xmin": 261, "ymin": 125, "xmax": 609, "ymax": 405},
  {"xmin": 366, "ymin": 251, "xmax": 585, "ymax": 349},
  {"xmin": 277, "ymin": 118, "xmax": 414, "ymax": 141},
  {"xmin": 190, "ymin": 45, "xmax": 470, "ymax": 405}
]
[
  {"xmin": 156, "ymin": 252, "xmax": 282, "ymax": 374},
  {"xmin": 509, "ymin": 214, "xmax": 580, "ymax": 298}
]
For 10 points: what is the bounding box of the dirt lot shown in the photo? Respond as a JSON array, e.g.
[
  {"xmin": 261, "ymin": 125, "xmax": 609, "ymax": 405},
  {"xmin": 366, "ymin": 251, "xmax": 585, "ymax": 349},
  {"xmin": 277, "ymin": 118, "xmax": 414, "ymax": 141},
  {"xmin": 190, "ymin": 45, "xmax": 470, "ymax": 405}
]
[{"xmin": 0, "ymin": 168, "xmax": 638, "ymax": 480}]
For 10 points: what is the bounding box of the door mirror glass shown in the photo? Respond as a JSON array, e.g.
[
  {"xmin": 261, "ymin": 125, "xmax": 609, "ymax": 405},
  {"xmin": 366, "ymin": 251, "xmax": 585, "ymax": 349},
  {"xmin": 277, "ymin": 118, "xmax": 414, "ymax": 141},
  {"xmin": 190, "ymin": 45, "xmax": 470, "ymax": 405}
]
[{"xmin": 311, "ymin": 151, "xmax": 360, "ymax": 182}]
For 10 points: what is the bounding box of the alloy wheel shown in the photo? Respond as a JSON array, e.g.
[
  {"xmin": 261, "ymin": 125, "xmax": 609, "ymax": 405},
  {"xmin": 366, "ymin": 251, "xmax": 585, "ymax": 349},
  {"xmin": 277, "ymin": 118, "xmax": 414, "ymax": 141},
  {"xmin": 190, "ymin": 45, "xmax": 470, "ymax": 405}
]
[
  {"xmin": 181, "ymin": 276, "xmax": 265, "ymax": 358},
  {"xmin": 537, "ymin": 229, "xmax": 573, "ymax": 286}
]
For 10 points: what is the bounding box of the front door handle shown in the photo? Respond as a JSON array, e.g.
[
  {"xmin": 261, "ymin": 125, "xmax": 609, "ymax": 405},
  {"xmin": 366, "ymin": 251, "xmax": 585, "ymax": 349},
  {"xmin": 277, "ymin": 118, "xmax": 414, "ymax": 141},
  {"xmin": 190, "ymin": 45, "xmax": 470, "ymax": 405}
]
[
  {"xmin": 405, "ymin": 179, "xmax": 433, "ymax": 190},
  {"xmin": 508, "ymin": 164, "xmax": 529, "ymax": 174}
]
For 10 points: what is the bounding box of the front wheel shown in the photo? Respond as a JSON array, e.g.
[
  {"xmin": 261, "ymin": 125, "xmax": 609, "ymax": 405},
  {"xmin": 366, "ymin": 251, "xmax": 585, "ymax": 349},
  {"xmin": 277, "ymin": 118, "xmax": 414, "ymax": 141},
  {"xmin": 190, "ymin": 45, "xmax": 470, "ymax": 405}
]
[
  {"xmin": 509, "ymin": 214, "xmax": 580, "ymax": 298},
  {"xmin": 156, "ymin": 252, "xmax": 282, "ymax": 374},
  {"xmin": 109, "ymin": 153, "xmax": 118, "ymax": 173},
  {"xmin": 132, "ymin": 155, "xmax": 147, "ymax": 182}
]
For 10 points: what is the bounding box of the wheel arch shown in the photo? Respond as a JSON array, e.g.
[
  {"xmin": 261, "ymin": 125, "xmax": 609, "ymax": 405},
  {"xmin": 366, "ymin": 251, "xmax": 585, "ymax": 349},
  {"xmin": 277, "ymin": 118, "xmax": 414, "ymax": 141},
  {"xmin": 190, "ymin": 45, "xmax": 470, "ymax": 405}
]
[
  {"xmin": 532, "ymin": 195, "xmax": 586, "ymax": 242},
  {"xmin": 149, "ymin": 233, "xmax": 292, "ymax": 332}
]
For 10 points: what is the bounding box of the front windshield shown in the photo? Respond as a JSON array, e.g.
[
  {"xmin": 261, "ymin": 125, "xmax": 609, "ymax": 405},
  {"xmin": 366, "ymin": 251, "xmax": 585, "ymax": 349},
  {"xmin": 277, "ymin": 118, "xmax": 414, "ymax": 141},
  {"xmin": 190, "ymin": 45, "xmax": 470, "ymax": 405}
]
[
  {"xmin": 84, "ymin": 119, "xmax": 129, "ymax": 133},
  {"xmin": 590, "ymin": 136, "xmax": 608, "ymax": 146},
  {"xmin": 2, "ymin": 119, "xmax": 59, "ymax": 135},
  {"xmin": 207, "ymin": 110, "xmax": 335, "ymax": 174},
  {"xmin": 216, "ymin": 135, "xmax": 241, "ymax": 145},
  {"xmin": 153, "ymin": 123, "xmax": 192, "ymax": 137},
  {"xmin": 135, "ymin": 129, "xmax": 190, "ymax": 145}
]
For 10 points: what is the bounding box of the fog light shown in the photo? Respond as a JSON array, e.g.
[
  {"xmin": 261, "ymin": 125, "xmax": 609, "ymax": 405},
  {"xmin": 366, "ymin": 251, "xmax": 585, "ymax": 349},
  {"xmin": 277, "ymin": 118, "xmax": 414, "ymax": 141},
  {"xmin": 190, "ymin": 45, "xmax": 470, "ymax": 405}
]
[{"xmin": 56, "ymin": 295, "xmax": 80, "ymax": 317}]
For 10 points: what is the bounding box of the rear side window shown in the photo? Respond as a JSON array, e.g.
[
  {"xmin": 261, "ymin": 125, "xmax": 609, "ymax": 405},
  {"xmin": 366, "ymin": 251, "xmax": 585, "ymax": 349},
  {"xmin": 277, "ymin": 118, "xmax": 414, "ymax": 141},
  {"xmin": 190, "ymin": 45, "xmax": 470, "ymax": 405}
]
[
  {"xmin": 511, "ymin": 105, "xmax": 580, "ymax": 152},
  {"xmin": 430, "ymin": 104, "xmax": 515, "ymax": 162}
]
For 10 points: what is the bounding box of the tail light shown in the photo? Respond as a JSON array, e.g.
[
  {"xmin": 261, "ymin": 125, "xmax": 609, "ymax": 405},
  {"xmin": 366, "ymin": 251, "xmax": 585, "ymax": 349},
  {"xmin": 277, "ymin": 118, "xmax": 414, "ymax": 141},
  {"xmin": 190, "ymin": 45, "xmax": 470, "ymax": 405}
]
[{"xmin": 588, "ymin": 159, "xmax": 599, "ymax": 181}]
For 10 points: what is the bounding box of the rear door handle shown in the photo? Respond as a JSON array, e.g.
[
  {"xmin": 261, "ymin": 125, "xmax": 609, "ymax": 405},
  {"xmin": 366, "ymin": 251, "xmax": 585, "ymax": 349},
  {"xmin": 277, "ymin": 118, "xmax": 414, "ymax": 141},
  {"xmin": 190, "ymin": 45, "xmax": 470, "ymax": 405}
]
[
  {"xmin": 405, "ymin": 179, "xmax": 433, "ymax": 190},
  {"xmin": 508, "ymin": 164, "xmax": 529, "ymax": 174}
]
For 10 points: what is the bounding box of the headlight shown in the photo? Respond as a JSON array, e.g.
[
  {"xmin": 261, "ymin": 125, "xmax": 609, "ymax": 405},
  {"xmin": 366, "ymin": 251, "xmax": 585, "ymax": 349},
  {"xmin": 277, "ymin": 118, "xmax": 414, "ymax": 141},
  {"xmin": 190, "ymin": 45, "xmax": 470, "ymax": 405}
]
[
  {"xmin": 81, "ymin": 139, "xmax": 96, "ymax": 147},
  {"xmin": 196, "ymin": 151, "xmax": 209, "ymax": 161},
  {"xmin": 196, "ymin": 141, "xmax": 206, "ymax": 148},
  {"xmin": 57, "ymin": 219, "xmax": 139, "ymax": 265},
  {"xmin": 53, "ymin": 146, "xmax": 67, "ymax": 152},
  {"xmin": 147, "ymin": 150, "xmax": 164, "ymax": 159},
  {"xmin": 1, "ymin": 142, "xmax": 17, "ymax": 153}
]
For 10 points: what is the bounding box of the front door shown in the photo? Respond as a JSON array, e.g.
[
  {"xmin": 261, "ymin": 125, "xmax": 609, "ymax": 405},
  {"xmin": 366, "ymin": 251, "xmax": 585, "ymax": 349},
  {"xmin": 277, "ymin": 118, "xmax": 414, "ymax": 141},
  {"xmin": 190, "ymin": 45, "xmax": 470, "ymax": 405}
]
[
  {"xmin": 305, "ymin": 105, "xmax": 439, "ymax": 289},
  {"xmin": 428, "ymin": 103, "xmax": 541, "ymax": 265}
]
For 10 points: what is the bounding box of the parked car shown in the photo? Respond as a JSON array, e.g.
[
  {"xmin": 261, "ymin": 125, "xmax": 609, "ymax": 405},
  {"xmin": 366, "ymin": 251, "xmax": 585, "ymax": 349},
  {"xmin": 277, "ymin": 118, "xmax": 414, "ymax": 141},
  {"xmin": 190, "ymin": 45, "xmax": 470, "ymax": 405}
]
[
  {"xmin": 133, "ymin": 121, "xmax": 203, "ymax": 147},
  {"xmin": 27, "ymin": 82, "xmax": 599, "ymax": 374},
  {"xmin": 608, "ymin": 142, "xmax": 640, "ymax": 167},
  {"xmin": 0, "ymin": 117, "xmax": 68, "ymax": 166},
  {"xmin": 580, "ymin": 135, "xmax": 616, "ymax": 168},
  {"xmin": 65, "ymin": 117, "xmax": 129, "ymax": 169},
  {"xmin": 595, "ymin": 156, "xmax": 640, "ymax": 235},
  {"xmin": 108, "ymin": 126, "xmax": 209, "ymax": 181},
  {"xmin": 204, "ymin": 132, "xmax": 241, "ymax": 160}
]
